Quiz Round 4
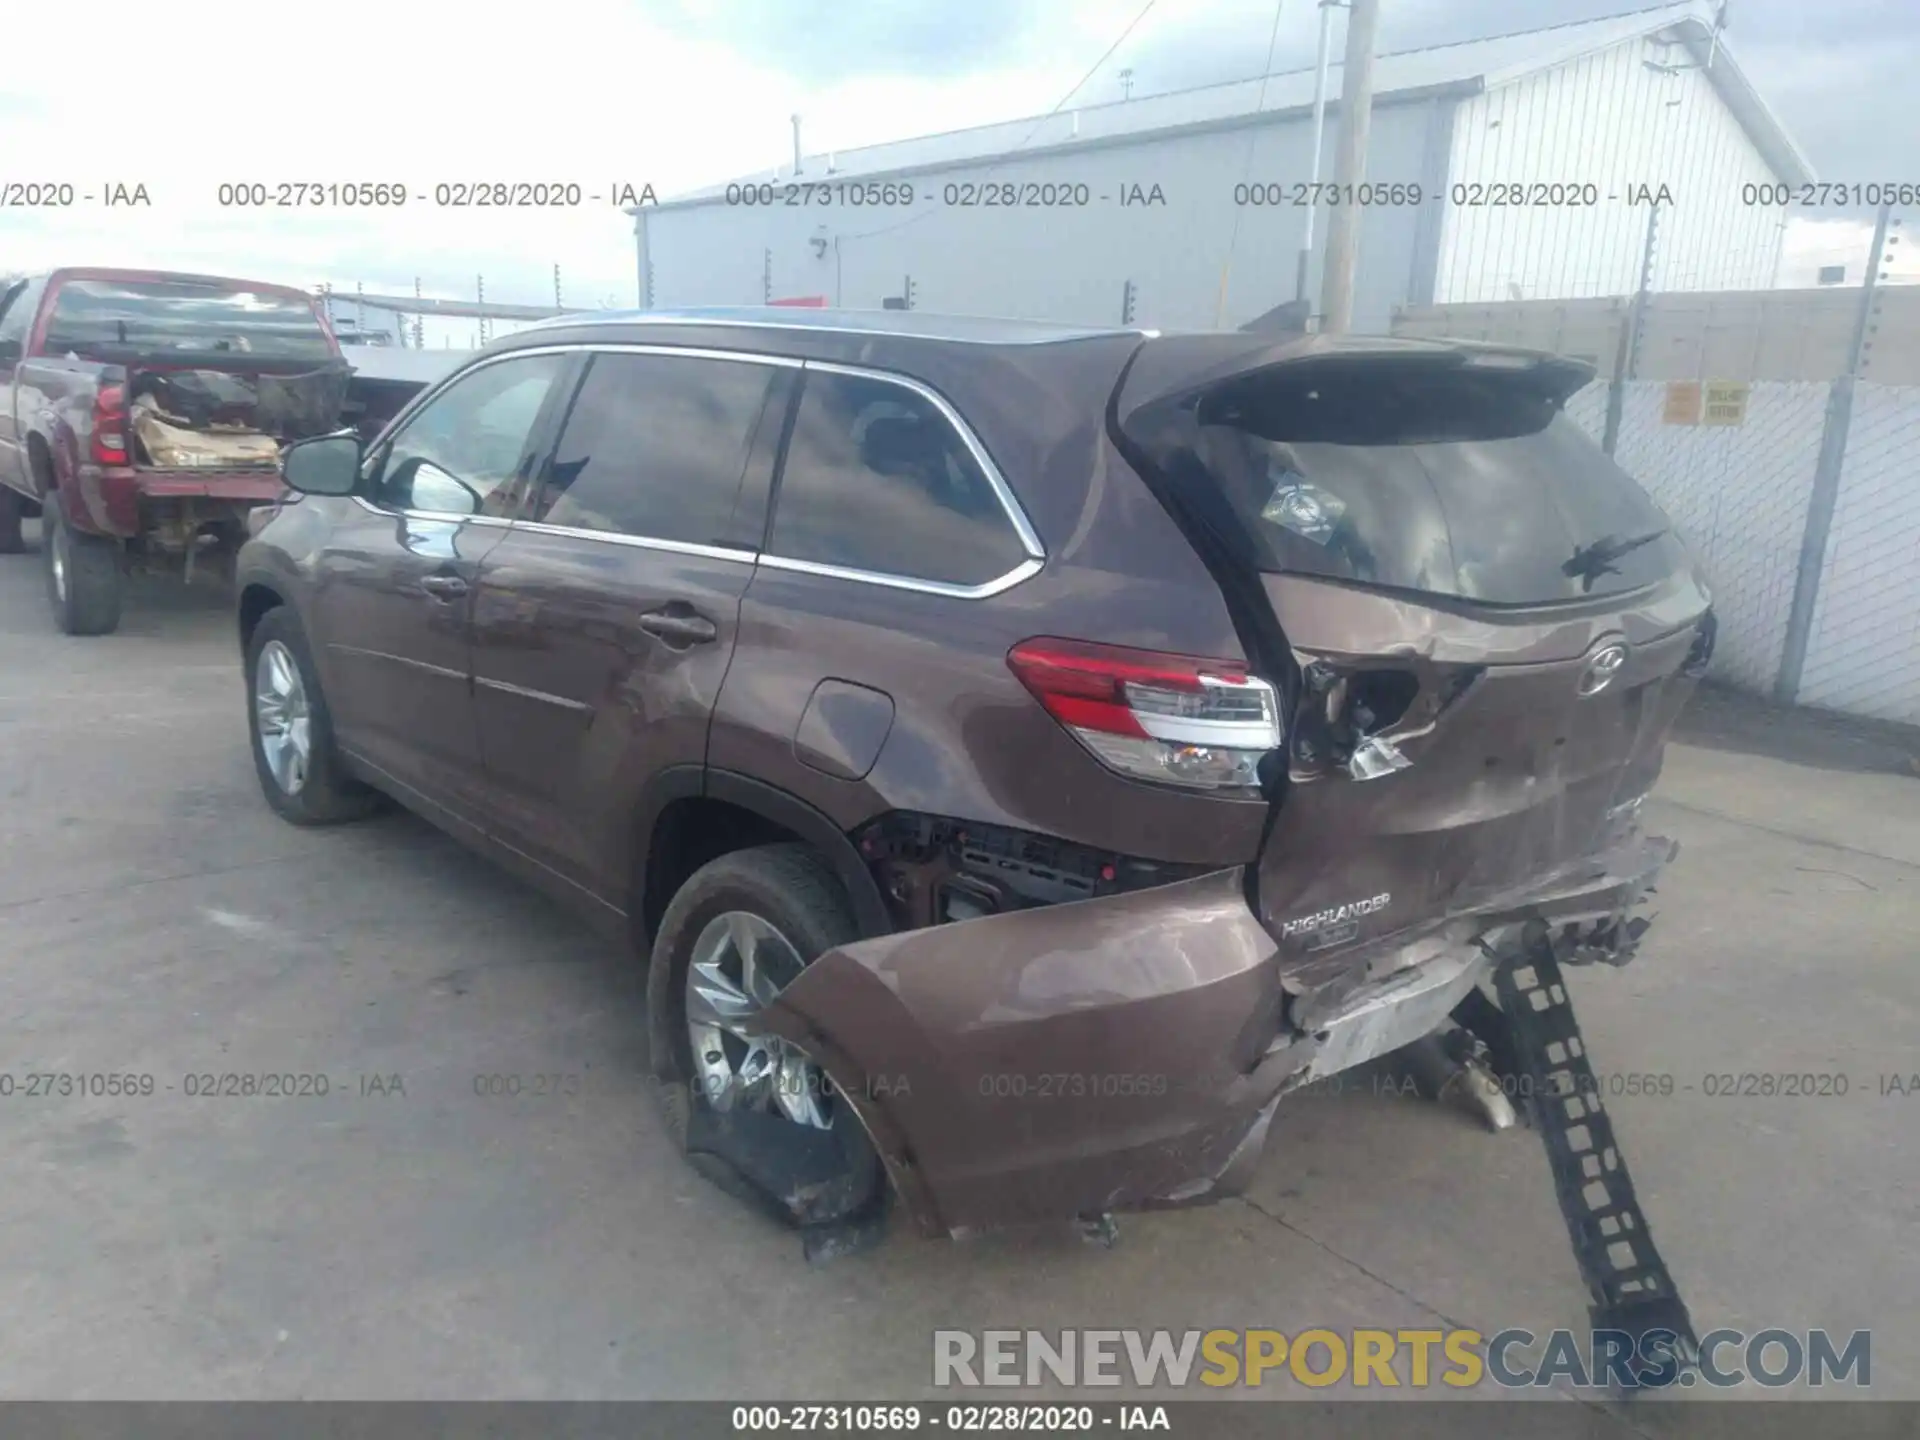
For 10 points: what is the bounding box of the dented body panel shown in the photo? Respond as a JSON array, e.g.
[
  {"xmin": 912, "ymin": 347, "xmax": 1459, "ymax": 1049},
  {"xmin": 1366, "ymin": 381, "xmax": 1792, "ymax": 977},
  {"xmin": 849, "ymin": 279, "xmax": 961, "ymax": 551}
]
[
  {"xmin": 755, "ymin": 867, "xmax": 1304, "ymax": 1236},
  {"xmin": 760, "ymin": 818, "xmax": 1679, "ymax": 1238}
]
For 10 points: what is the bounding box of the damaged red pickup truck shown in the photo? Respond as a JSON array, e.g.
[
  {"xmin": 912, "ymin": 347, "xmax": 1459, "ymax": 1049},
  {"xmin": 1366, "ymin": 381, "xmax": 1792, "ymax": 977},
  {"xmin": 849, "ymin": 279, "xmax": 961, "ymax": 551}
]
[{"xmin": 0, "ymin": 267, "xmax": 349, "ymax": 633}]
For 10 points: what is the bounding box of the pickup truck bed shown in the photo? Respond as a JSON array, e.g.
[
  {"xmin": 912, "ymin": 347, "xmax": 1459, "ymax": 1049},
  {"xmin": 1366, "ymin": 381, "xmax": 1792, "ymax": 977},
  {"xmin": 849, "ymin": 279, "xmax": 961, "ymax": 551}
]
[{"xmin": 0, "ymin": 267, "xmax": 350, "ymax": 634}]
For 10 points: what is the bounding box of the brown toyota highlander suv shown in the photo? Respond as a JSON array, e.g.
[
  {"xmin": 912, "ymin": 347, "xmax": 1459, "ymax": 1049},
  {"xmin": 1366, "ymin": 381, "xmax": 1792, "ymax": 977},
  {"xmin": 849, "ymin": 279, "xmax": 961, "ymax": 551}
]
[{"xmin": 235, "ymin": 307, "xmax": 1715, "ymax": 1248}]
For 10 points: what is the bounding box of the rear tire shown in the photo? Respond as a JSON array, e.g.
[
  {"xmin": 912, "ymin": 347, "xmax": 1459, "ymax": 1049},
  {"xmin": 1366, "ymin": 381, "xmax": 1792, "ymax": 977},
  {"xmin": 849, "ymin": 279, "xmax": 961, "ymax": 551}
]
[
  {"xmin": 0, "ymin": 487, "xmax": 24, "ymax": 554},
  {"xmin": 647, "ymin": 843, "xmax": 888, "ymax": 1233},
  {"xmin": 245, "ymin": 606, "xmax": 383, "ymax": 825},
  {"xmin": 42, "ymin": 494, "xmax": 123, "ymax": 635}
]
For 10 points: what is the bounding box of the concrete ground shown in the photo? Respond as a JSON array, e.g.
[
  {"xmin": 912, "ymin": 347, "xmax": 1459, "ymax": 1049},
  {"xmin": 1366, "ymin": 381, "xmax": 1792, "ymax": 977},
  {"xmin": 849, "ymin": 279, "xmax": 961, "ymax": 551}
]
[{"xmin": 1, "ymin": 529, "xmax": 1915, "ymax": 1402}]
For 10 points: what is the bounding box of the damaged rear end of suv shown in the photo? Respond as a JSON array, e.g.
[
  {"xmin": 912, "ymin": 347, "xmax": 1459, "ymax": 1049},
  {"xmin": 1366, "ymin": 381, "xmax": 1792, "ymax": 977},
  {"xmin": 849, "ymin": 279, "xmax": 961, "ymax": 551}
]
[
  {"xmin": 721, "ymin": 328, "xmax": 1712, "ymax": 1283},
  {"xmin": 240, "ymin": 309, "xmax": 1710, "ymax": 1355}
]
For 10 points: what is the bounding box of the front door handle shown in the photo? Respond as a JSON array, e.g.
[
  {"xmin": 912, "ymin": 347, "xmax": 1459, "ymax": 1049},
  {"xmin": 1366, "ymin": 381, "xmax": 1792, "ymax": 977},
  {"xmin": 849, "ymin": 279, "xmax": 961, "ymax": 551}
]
[
  {"xmin": 637, "ymin": 606, "xmax": 718, "ymax": 646},
  {"xmin": 419, "ymin": 574, "xmax": 469, "ymax": 601}
]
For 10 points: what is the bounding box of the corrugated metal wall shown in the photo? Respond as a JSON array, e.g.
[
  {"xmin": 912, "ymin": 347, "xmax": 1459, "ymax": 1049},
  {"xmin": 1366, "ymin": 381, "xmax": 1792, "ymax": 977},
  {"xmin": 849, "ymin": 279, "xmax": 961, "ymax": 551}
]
[
  {"xmin": 1435, "ymin": 34, "xmax": 1784, "ymax": 302},
  {"xmin": 644, "ymin": 30, "xmax": 1794, "ymax": 334},
  {"xmin": 643, "ymin": 103, "xmax": 1442, "ymax": 336}
]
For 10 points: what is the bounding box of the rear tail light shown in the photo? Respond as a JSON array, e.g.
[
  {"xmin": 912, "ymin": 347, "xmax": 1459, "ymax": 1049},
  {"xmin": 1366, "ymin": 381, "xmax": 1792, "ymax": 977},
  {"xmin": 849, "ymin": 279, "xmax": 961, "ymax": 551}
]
[
  {"xmin": 1007, "ymin": 637, "xmax": 1283, "ymax": 795},
  {"xmin": 90, "ymin": 383, "xmax": 128, "ymax": 466}
]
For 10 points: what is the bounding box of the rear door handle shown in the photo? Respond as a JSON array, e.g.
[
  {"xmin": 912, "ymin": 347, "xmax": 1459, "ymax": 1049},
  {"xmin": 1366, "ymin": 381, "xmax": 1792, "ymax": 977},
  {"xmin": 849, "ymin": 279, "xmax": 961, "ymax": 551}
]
[
  {"xmin": 419, "ymin": 574, "xmax": 469, "ymax": 600},
  {"xmin": 637, "ymin": 606, "xmax": 718, "ymax": 646}
]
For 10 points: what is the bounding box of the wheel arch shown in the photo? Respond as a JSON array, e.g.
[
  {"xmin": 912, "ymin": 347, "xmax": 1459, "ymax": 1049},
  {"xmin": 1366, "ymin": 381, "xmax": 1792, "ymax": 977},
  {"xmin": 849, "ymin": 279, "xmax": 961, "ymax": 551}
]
[
  {"xmin": 236, "ymin": 575, "xmax": 287, "ymax": 654},
  {"xmin": 630, "ymin": 767, "xmax": 892, "ymax": 953}
]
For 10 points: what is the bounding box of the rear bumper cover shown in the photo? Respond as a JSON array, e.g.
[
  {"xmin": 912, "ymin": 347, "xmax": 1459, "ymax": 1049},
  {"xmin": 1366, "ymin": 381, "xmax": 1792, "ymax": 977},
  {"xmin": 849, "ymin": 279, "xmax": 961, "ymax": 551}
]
[{"xmin": 757, "ymin": 827, "xmax": 1675, "ymax": 1238}]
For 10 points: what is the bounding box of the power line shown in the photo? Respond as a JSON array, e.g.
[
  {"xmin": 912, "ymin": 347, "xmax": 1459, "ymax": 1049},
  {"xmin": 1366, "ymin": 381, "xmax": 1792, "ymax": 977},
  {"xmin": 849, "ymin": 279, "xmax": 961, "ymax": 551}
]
[
  {"xmin": 1216, "ymin": 0, "xmax": 1289, "ymax": 325},
  {"xmin": 827, "ymin": 0, "xmax": 1161, "ymax": 248}
]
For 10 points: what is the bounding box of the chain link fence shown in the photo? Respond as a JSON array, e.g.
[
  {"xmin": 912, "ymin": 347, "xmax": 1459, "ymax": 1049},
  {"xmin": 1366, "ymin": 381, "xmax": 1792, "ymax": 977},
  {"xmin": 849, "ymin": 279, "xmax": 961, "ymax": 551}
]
[
  {"xmin": 1609, "ymin": 381, "xmax": 1832, "ymax": 695},
  {"xmin": 1532, "ymin": 207, "xmax": 1920, "ymax": 725},
  {"xmin": 1798, "ymin": 383, "xmax": 1920, "ymax": 722},
  {"xmin": 1565, "ymin": 374, "xmax": 1920, "ymax": 724}
]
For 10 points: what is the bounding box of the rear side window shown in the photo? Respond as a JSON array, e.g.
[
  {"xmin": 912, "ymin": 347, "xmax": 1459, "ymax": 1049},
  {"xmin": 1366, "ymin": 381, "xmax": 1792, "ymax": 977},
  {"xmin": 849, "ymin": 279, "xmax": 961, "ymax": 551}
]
[
  {"xmin": 533, "ymin": 352, "xmax": 776, "ymax": 548},
  {"xmin": 1192, "ymin": 360, "xmax": 1682, "ymax": 604},
  {"xmin": 769, "ymin": 370, "xmax": 1028, "ymax": 588},
  {"xmin": 42, "ymin": 278, "xmax": 334, "ymax": 361}
]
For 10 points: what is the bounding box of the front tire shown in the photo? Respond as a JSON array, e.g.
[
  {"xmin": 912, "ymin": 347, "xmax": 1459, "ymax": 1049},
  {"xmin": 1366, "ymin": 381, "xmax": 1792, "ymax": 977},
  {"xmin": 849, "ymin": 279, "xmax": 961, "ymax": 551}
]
[
  {"xmin": 647, "ymin": 843, "xmax": 887, "ymax": 1232},
  {"xmin": 245, "ymin": 606, "xmax": 382, "ymax": 825},
  {"xmin": 42, "ymin": 494, "xmax": 123, "ymax": 635}
]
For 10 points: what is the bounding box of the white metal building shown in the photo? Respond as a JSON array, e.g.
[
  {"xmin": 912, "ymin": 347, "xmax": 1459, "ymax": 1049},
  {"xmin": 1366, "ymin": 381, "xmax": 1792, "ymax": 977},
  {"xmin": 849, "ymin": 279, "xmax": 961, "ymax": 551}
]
[{"xmin": 632, "ymin": 0, "xmax": 1812, "ymax": 334}]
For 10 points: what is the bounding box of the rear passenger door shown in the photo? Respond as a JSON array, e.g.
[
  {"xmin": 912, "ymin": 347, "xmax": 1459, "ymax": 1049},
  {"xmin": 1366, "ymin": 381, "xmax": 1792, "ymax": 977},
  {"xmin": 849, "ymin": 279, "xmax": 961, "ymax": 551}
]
[{"xmin": 467, "ymin": 346, "xmax": 793, "ymax": 905}]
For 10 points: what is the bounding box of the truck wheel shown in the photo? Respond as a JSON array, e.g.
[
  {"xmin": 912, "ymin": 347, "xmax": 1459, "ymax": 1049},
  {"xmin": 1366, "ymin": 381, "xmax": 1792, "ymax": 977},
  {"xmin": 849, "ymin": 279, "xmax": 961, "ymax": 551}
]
[
  {"xmin": 245, "ymin": 606, "xmax": 383, "ymax": 825},
  {"xmin": 0, "ymin": 488, "xmax": 23, "ymax": 554},
  {"xmin": 647, "ymin": 843, "xmax": 888, "ymax": 1234},
  {"xmin": 42, "ymin": 495, "xmax": 124, "ymax": 635}
]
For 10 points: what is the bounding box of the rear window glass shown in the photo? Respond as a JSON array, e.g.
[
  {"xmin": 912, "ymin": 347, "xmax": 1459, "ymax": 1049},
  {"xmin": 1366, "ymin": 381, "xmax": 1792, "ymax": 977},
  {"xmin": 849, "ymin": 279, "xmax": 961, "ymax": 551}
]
[
  {"xmin": 1194, "ymin": 361, "xmax": 1681, "ymax": 604},
  {"xmin": 43, "ymin": 279, "xmax": 333, "ymax": 361}
]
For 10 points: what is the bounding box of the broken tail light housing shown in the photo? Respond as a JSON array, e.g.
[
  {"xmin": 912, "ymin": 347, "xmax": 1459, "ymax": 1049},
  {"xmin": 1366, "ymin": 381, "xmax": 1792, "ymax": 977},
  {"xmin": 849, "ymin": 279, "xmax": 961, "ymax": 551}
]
[
  {"xmin": 1008, "ymin": 637, "xmax": 1283, "ymax": 796},
  {"xmin": 90, "ymin": 383, "xmax": 129, "ymax": 466}
]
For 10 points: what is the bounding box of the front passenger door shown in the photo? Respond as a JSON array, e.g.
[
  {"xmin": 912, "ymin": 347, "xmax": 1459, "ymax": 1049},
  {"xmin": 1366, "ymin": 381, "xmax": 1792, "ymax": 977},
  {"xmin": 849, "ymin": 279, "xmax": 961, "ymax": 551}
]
[{"xmin": 309, "ymin": 351, "xmax": 574, "ymax": 819}]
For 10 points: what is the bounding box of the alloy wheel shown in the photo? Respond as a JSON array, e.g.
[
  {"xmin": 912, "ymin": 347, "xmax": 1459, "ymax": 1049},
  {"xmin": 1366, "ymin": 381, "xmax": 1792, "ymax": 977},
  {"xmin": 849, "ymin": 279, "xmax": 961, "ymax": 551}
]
[
  {"xmin": 685, "ymin": 910, "xmax": 832, "ymax": 1130},
  {"xmin": 254, "ymin": 639, "xmax": 313, "ymax": 796}
]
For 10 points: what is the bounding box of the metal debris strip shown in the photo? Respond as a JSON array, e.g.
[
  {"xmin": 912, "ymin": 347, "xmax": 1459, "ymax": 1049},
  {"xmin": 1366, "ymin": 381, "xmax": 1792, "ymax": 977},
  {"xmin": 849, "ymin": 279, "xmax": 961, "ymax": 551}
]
[{"xmin": 1465, "ymin": 927, "xmax": 1701, "ymax": 1389}]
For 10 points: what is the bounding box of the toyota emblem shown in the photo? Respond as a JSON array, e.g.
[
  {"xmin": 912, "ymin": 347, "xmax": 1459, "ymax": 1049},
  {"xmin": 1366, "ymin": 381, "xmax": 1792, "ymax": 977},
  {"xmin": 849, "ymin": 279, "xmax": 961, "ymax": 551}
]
[{"xmin": 1579, "ymin": 643, "xmax": 1629, "ymax": 697}]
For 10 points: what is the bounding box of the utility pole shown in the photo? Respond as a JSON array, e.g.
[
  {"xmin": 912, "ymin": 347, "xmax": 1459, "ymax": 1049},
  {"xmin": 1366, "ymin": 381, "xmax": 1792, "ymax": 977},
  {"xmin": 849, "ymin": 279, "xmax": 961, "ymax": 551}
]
[
  {"xmin": 1296, "ymin": 0, "xmax": 1340, "ymax": 304},
  {"xmin": 1776, "ymin": 201, "xmax": 1894, "ymax": 704},
  {"xmin": 1318, "ymin": 0, "xmax": 1379, "ymax": 333}
]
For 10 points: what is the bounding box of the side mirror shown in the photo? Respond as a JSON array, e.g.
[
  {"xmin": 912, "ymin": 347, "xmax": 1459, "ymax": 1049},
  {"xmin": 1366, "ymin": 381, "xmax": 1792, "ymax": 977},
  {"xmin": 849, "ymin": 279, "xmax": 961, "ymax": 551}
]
[
  {"xmin": 406, "ymin": 462, "xmax": 483, "ymax": 516},
  {"xmin": 0, "ymin": 338, "xmax": 23, "ymax": 365},
  {"xmin": 280, "ymin": 431, "xmax": 363, "ymax": 496}
]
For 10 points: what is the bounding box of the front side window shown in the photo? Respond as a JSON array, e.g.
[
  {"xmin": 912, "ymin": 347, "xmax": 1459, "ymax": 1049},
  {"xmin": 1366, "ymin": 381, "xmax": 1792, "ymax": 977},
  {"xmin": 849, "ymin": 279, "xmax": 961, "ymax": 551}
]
[
  {"xmin": 769, "ymin": 371, "xmax": 1028, "ymax": 588},
  {"xmin": 370, "ymin": 354, "xmax": 568, "ymax": 515},
  {"xmin": 532, "ymin": 352, "xmax": 776, "ymax": 547}
]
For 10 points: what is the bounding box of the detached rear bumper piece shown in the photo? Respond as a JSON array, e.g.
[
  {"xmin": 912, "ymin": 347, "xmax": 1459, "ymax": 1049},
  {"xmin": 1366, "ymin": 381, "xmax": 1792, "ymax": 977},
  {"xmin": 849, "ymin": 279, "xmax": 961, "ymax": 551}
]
[
  {"xmin": 67, "ymin": 463, "xmax": 285, "ymax": 538},
  {"xmin": 756, "ymin": 827, "xmax": 1678, "ymax": 1238}
]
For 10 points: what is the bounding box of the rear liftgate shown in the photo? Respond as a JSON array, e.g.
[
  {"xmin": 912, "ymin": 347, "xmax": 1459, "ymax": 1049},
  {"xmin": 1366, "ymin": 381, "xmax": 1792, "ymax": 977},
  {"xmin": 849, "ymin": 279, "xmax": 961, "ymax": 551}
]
[{"xmin": 1111, "ymin": 336, "xmax": 1709, "ymax": 1387}]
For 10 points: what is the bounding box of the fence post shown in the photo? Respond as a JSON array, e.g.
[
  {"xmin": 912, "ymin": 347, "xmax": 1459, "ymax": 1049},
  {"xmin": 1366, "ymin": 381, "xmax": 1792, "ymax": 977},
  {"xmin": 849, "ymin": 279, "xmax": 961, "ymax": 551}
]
[
  {"xmin": 1773, "ymin": 202, "xmax": 1892, "ymax": 705},
  {"xmin": 1601, "ymin": 202, "xmax": 1660, "ymax": 457}
]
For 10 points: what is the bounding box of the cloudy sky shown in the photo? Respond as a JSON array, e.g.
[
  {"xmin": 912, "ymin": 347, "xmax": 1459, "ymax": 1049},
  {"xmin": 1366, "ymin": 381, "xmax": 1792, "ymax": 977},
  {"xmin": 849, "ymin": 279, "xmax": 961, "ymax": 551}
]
[{"xmin": 1, "ymin": 0, "xmax": 1909, "ymax": 334}]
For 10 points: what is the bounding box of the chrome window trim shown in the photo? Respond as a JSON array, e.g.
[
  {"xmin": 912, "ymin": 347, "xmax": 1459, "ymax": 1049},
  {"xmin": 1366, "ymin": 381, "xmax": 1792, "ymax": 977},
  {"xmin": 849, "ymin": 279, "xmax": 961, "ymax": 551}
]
[
  {"xmin": 347, "ymin": 343, "xmax": 1049, "ymax": 602},
  {"xmin": 350, "ymin": 496, "xmax": 515, "ymax": 527},
  {"xmin": 511, "ymin": 518, "xmax": 756, "ymax": 564},
  {"xmin": 757, "ymin": 552, "xmax": 1044, "ymax": 601},
  {"xmin": 751, "ymin": 358, "xmax": 1048, "ymax": 599},
  {"xmin": 522, "ymin": 311, "xmax": 1150, "ymax": 347},
  {"xmin": 794, "ymin": 358, "xmax": 1045, "ymax": 562}
]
